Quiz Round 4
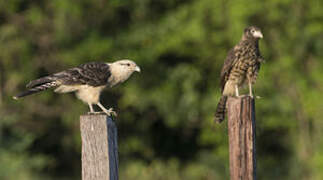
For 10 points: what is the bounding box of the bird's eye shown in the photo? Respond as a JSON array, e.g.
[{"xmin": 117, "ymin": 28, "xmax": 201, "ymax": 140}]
[
  {"xmin": 126, "ymin": 63, "xmax": 130, "ymax": 66},
  {"xmin": 251, "ymin": 29, "xmax": 255, "ymax": 33}
]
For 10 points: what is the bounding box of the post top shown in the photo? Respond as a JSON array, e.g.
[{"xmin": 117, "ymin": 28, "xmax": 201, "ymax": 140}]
[{"xmin": 81, "ymin": 113, "xmax": 111, "ymax": 117}]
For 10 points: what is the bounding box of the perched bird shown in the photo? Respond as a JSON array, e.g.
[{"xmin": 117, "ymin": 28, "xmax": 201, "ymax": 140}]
[
  {"xmin": 214, "ymin": 26, "xmax": 264, "ymax": 123},
  {"xmin": 13, "ymin": 60, "xmax": 141, "ymax": 116}
]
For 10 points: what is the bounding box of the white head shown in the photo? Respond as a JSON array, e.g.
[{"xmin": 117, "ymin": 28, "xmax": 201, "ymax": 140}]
[{"xmin": 108, "ymin": 59, "xmax": 141, "ymax": 85}]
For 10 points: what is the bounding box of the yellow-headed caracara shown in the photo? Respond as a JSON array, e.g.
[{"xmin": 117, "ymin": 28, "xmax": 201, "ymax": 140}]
[
  {"xmin": 14, "ymin": 60, "xmax": 141, "ymax": 116},
  {"xmin": 214, "ymin": 26, "xmax": 264, "ymax": 123}
]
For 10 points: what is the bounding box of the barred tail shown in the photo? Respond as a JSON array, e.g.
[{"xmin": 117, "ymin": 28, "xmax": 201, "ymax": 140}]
[
  {"xmin": 214, "ymin": 96, "xmax": 228, "ymax": 123},
  {"xmin": 13, "ymin": 81, "xmax": 58, "ymax": 100},
  {"xmin": 26, "ymin": 76, "xmax": 56, "ymax": 88}
]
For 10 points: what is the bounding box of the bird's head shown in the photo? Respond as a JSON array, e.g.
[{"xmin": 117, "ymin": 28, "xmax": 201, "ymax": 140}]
[
  {"xmin": 108, "ymin": 59, "xmax": 141, "ymax": 84},
  {"xmin": 243, "ymin": 26, "xmax": 263, "ymax": 40},
  {"xmin": 113, "ymin": 59, "xmax": 141, "ymax": 73}
]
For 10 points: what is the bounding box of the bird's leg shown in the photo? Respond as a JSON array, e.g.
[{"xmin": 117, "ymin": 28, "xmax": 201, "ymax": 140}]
[
  {"xmin": 88, "ymin": 103, "xmax": 94, "ymax": 113},
  {"xmin": 235, "ymin": 84, "xmax": 240, "ymax": 97},
  {"xmin": 97, "ymin": 102, "xmax": 117, "ymax": 117},
  {"xmin": 248, "ymin": 80, "xmax": 254, "ymax": 98},
  {"xmin": 87, "ymin": 103, "xmax": 104, "ymax": 114}
]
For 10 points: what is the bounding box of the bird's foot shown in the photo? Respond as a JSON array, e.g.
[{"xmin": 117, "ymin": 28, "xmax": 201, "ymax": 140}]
[
  {"xmin": 248, "ymin": 94, "xmax": 262, "ymax": 99},
  {"xmin": 87, "ymin": 111, "xmax": 105, "ymax": 115},
  {"xmin": 235, "ymin": 94, "xmax": 247, "ymax": 98},
  {"xmin": 234, "ymin": 94, "xmax": 258, "ymax": 99},
  {"xmin": 87, "ymin": 109, "xmax": 117, "ymax": 117},
  {"xmin": 103, "ymin": 108, "xmax": 117, "ymax": 117},
  {"xmin": 242, "ymin": 95, "xmax": 262, "ymax": 99}
]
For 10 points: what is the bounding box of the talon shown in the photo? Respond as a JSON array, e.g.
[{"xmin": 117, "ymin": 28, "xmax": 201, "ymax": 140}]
[
  {"xmin": 96, "ymin": 102, "xmax": 117, "ymax": 117},
  {"xmin": 87, "ymin": 111, "xmax": 105, "ymax": 115},
  {"xmin": 104, "ymin": 108, "xmax": 117, "ymax": 117}
]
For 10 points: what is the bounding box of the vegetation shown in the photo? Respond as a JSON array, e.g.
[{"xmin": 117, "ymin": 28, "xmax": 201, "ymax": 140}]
[{"xmin": 0, "ymin": 0, "xmax": 322, "ymax": 179}]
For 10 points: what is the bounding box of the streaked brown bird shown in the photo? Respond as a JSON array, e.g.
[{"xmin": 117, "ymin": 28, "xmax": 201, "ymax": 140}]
[{"xmin": 214, "ymin": 26, "xmax": 264, "ymax": 123}]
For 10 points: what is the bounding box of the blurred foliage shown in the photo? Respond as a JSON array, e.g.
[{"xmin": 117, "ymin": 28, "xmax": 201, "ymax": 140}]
[{"xmin": 0, "ymin": 0, "xmax": 322, "ymax": 179}]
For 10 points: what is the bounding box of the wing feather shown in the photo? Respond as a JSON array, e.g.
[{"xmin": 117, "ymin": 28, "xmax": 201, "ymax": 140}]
[
  {"xmin": 220, "ymin": 47, "xmax": 239, "ymax": 92},
  {"xmin": 54, "ymin": 62, "xmax": 111, "ymax": 87}
]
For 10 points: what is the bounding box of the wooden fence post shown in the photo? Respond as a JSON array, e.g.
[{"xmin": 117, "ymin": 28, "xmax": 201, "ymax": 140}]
[
  {"xmin": 227, "ymin": 96, "xmax": 256, "ymax": 180},
  {"xmin": 80, "ymin": 114, "xmax": 119, "ymax": 180}
]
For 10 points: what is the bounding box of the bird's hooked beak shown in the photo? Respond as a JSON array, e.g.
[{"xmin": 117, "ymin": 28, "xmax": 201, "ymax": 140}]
[
  {"xmin": 253, "ymin": 31, "xmax": 263, "ymax": 39},
  {"xmin": 135, "ymin": 66, "xmax": 141, "ymax": 72}
]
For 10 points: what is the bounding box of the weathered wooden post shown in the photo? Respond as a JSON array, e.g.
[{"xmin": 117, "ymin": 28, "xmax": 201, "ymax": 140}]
[
  {"xmin": 80, "ymin": 114, "xmax": 119, "ymax": 180},
  {"xmin": 227, "ymin": 96, "xmax": 256, "ymax": 180}
]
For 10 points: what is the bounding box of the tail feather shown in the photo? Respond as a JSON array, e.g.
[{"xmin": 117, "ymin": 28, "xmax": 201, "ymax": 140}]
[
  {"xmin": 26, "ymin": 76, "xmax": 56, "ymax": 88},
  {"xmin": 214, "ymin": 96, "xmax": 228, "ymax": 123},
  {"xmin": 13, "ymin": 81, "xmax": 58, "ymax": 99}
]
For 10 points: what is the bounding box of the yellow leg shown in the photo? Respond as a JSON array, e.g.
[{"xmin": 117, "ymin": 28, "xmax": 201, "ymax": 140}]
[
  {"xmin": 235, "ymin": 85, "xmax": 239, "ymax": 97},
  {"xmin": 97, "ymin": 102, "xmax": 117, "ymax": 117},
  {"xmin": 88, "ymin": 103, "xmax": 94, "ymax": 113},
  {"xmin": 248, "ymin": 81, "xmax": 253, "ymax": 98}
]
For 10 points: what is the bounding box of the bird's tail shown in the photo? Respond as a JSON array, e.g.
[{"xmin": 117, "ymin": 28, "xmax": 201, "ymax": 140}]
[
  {"xmin": 214, "ymin": 96, "xmax": 228, "ymax": 123},
  {"xmin": 26, "ymin": 76, "xmax": 57, "ymax": 88},
  {"xmin": 13, "ymin": 81, "xmax": 58, "ymax": 100}
]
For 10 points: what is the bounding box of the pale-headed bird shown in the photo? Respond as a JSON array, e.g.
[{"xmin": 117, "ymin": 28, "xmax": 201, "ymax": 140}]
[{"xmin": 13, "ymin": 59, "xmax": 141, "ymax": 116}]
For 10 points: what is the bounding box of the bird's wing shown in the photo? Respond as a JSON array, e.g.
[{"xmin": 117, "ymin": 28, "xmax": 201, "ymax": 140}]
[
  {"xmin": 54, "ymin": 62, "xmax": 111, "ymax": 87},
  {"xmin": 220, "ymin": 47, "xmax": 239, "ymax": 92}
]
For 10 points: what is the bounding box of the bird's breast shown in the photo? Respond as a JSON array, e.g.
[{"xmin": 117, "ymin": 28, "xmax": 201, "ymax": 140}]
[{"xmin": 76, "ymin": 85, "xmax": 106, "ymax": 104}]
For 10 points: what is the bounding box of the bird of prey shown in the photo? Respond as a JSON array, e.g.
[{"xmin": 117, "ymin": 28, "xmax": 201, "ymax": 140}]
[
  {"xmin": 214, "ymin": 26, "xmax": 264, "ymax": 123},
  {"xmin": 13, "ymin": 60, "xmax": 141, "ymax": 116}
]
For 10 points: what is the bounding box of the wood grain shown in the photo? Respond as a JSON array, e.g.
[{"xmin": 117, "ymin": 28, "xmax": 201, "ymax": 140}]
[
  {"xmin": 80, "ymin": 115, "xmax": 118, "ymax": 180},
  {"xmin": 227, "ymin": 96, "xmax": 256, "ymax": 180}
]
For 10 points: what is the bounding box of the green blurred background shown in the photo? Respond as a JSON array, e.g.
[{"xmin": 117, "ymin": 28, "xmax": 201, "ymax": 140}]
[{"xmin": 0, "ymin": 0, "xmax": 322, "ymax": 179}]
